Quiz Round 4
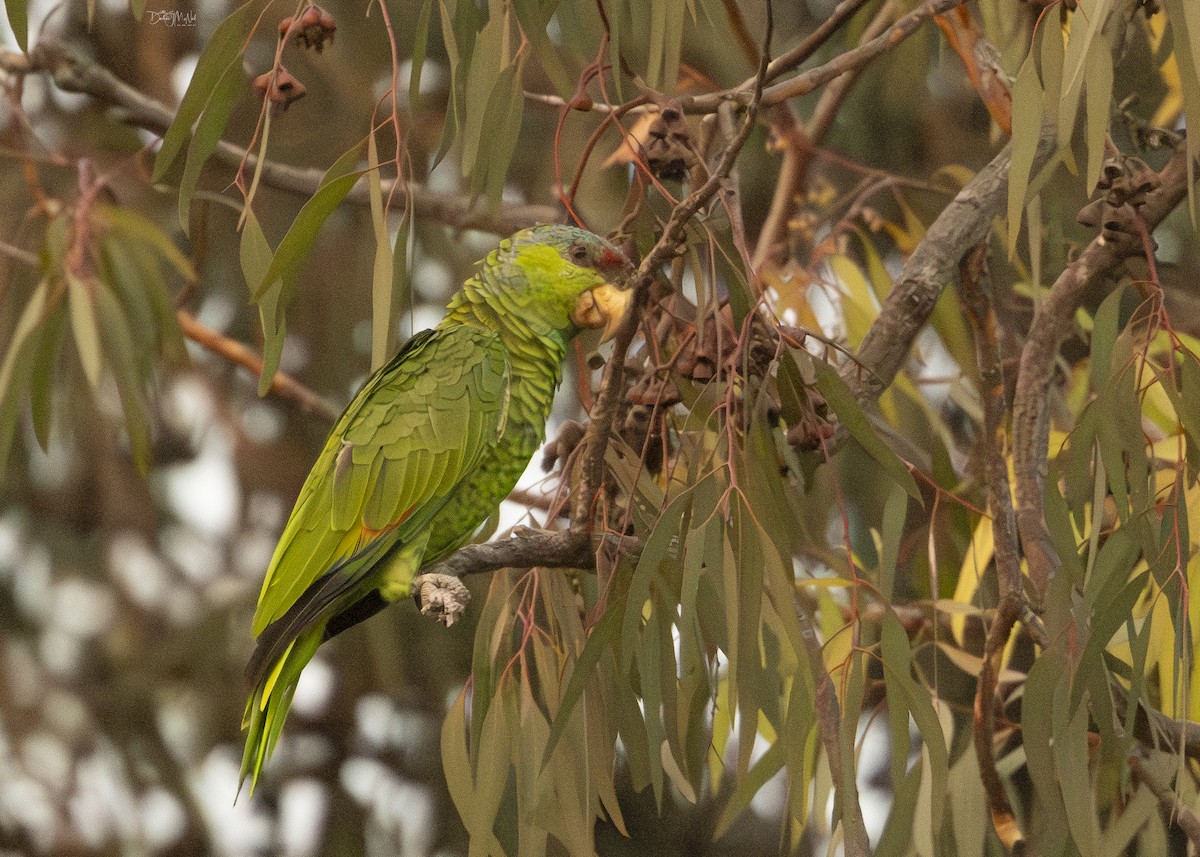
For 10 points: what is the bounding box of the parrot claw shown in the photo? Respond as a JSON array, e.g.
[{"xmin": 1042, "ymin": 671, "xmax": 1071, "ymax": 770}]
[{"xmin": 412, "ymin": 573, "xmax": 471, "ymax": 627}]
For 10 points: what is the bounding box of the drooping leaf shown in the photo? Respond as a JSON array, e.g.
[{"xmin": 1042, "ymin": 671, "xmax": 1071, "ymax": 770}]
[
  {"xmin": 154, "ymin": 0, "xmax": 260, "ymax": 181},
  {"xmin": 543, "ymin": 602, "xmax": 622, "ymax": 766},
  {"xmin": 177, "ymin": 60, "xmax": 246, "ymax": 233},
  {"xmin": 408, "ymin": 0, "xmax": 436, "ymax": 114},
  {"xmin": 249, "ymin": 145, "xmax": 365, "ymax": 390},
  {"xmin": 66, "ymin": 274, "xmax": 104, "ymax": 388},
  {"xmin": 238, "ymin": 208, "xmax": 283, "ymax": 393},
  {"xmin": 1007, "ymin": 47, "xmax": 1044, "ymax": 257},
  {"xmin": 6, "ymin": 0, "xmax": 28, "ymax": 51},
  {"xmin": 366, "ymin": 132, "xmax": 394, "ymax": 371},
  {"xmin": 881, "ymin": 614, "xmax": 948, "ymax": 837},
  {"xmin": 812, "ymin": 361, "xmax": 921, "ymax": 502},
  {"xmin": 0, "ymin": 280, "xmax": 56, "ymax": 473},
  {"xmin": 1083, "ymin": 35, "xmax": 1114, "ymax": 194}
]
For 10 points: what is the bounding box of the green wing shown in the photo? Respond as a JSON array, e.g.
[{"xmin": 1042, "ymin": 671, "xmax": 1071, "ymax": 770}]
[
  {"xmin": 252, "ymin": 325, "xmax": 510, "ymax": 635},
  {"xmin": 241, "ymin": 325, "xmax": 509, "ymax": 793}
]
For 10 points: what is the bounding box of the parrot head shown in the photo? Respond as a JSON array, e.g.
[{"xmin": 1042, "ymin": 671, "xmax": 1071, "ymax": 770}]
[{"xmin": 497, "ymin": 224, "xmax": 634, "ymax": 342}]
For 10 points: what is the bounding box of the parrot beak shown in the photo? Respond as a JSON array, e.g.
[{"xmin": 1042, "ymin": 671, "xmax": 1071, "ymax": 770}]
[{"xmin": 571, "ymin": 283, "xmax": 632, "ymax": 342}]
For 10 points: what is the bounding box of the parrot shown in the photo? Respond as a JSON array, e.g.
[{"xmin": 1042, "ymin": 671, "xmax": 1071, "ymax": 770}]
[{"xmin": 240, "ymin": 224, "xmax": 633, "ymax": 792}]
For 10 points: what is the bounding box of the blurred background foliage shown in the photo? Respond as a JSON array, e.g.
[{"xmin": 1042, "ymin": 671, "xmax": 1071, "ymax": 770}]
[{"xmin": 0, "ymin": 0, "xmax": 1199, "ymax": 855}]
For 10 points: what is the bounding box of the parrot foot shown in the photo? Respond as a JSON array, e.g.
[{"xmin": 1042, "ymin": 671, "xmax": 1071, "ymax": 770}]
[{"xmin": 412, "ymin": 573, "xmax": 471, "ymax": 627}]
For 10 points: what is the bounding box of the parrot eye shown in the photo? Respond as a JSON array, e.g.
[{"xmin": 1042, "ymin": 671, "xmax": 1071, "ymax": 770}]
[{"xmin": 569, "ymin": 243, "xmax": 589, "ymax": 263}]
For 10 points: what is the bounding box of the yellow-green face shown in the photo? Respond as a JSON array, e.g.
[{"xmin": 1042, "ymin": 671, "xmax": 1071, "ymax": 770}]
[{"xmin": 503, "ymin": 225, "xmax": 634, "ymax": 341}]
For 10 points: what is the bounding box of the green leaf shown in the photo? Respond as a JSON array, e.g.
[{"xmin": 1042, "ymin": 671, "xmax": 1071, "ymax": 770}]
[
  {"xmin": 812, "ymin": 361, "xmax": 921, "ymax": 502},
  {"xmin": 239, "ymin": 208, "xmax": 283, "ymax": 393},
  {"xmin": 878, "ymin": 483, "xmax": 907, "ymax": 600},
  {"xmin": 66, "ymin": 274, "xmax": 104, "ymax": 388},
  {"xmin": 1083, "ymin": 35, "xmax": 1114, "ymax": 195},
  {"xmin": 881, "ymin": 614, "xmax": 948, "ymax": 836},
  {"xmin": 1056, "ymin": 692, "xmax": 1100, "ymax": 853},
  {"xmin": 1023, "ymin": 650, "xmax": 1071, "ymax": 857},
  {"xmin": 621, "ymin": 486, "xmax": 691, "ymax": 669},
  {"xmin": 477, "ymin": 58, "xmax": 526, "ymax": 212},
  {"xmin": 366, "ymin": 132, "xmax": 394, "ymax": 371},
  {"xmin": 0, "ymin": 279, "xmax": 54, "ymax": 473},
  {"xmin": 712, "ymin": 741, "xmax": 783, "ymax": 839},
  {"xmin": 94, "ymin": 285, "xmax": 152, "ymax": 470},
  {"xmin": 94, "ymin": 206, "xmax": 195, "ymax": 285},
  {"xmin": 1007, "ymin": 48, "xmax": 1043, "ymax": 257},
  {"xmin": 1058, "ymin": 0, "xmax": 1114, "ymax": 164},
  {"xmin": 466, "ymin": 683, "xmax": 512, "ymax": 857},
  {"xmin": 434, "ymin": 0, "xmax": 487, "ymax": 166},
  {"xmin": 441, "ymin": 690, "xmax": 478, "ymax": 839},
  {"xmin": 153, "ymin": 0, "xmax": 260, "ymax": 181},
  {"xmin": 543, "ymin": 603, "xmax": 623, "ymax": 766},
  {"xmin": 511, "ymin": 0, "xmax": 571, "ymax": 96},
  {"xmin": 250, "ymin": 145, "xmax": 364, "ymax": 391},
  {"xmin": 408, "ymin": 0, "xmax": 436, "ymax": 113},
  {"xmin": 873, "ymin": 764, "xmax": 922, "ymax": 857},
  {"xmin": 251, "ymin": 143, "xmax": 365, "ymax": 302},
  {"xmin": 6, "ymin": 0, "xmax": 28, "ymax": 51},
  {"xmin": 1089, "ymin": 284, "xmax": 1125, "ymax": 391},
  {"xmin": 28, "ymin": 304, "xmax": 66, "ymax": 453},
  {"xmin": 178, "ymin": 60, "xmax": 245, "ymax": 233},
  {"xmin": 1163, "ymin": 0, "xmax": 1200, "ymax": 219}
]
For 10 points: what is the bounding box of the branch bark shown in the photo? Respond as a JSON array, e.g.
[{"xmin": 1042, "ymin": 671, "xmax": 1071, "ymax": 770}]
[
  {"xmin": 959, "ymin": 242, "xmax": 1036, "ymax": 856},
  {"xmin": 844, "ymin": 124, "xmax": 1057, "ymax": 404},
  {"xmin": 5, "ymin": 41, "xmax": 558, "ymax": 236},
  {"xmin": 175, "ymin": 309, "xmax": 339, "ymax": 421},
  {"xmin": 1011, "ymin": 145, "xmax": 1191, "ymax": 606},
  {"xmin": 682, "ymin": 0, "xmax": 968, "ymax": 114}
]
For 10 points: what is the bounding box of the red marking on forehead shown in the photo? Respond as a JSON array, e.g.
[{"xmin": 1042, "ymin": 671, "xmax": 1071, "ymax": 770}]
[{"xmin": 598, "ymin": 248, "xmax": 626, "ymax": 269}]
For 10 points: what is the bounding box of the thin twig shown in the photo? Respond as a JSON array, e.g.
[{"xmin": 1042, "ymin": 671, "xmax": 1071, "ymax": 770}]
[
  {"xmin": 6, "ymin": 41, "xmax": 557, "ymax": 236},
  {"xmin": 681, "ymin": 0, "xmax": 966, "ymax": 114},
  {"xmin": 176, "ymin": 309, "xmax": 339, "ymax": 420},
  {"xmin": 753, "ymin": 0, "xmax": 899, "ymax": 270}
]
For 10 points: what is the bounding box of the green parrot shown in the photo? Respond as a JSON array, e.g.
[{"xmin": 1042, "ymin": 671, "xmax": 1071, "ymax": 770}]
[{"xmin": 240, "ymin": 225, "xmax": 632, "ymax": 792}]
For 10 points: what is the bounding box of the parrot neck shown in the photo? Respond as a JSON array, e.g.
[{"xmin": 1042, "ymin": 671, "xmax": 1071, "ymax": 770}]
[{"xmin": 442, "ymin": 282, "xmax": 569, "ymax": 424}]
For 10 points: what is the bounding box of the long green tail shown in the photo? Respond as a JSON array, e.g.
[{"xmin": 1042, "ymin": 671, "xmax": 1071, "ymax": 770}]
[{"xmin": 239, "ymin": 627, "xmax": 323, "ymax": 796}]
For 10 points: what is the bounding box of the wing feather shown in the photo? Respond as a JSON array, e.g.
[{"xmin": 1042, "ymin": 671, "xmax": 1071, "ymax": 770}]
[{"xmin": 252, "ymin": 326, "xmax": 509, "ymax": 635}]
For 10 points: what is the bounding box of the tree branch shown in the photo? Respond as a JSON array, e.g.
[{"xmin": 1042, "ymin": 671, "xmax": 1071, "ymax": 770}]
[
  {"xmin": 176, "ymin": 309, "xmax": 340, "ymax": 420},
  {"xmin": 573, "ymin": 13, "xmax": 773, "ymax": 529},
  {"xmin": 420, "ymin": 529, "xmax": 593, "ymax": 578},
  {"xmin": 683, "ymin": 0, "xmax": 967, "ymax": 114},
  {"xmin": 959, "ymin": 242, "xmax": 1036, "ymax": 855},
  {"xmin": 1129, "ymin": 752, "xmax": 1200, "ymax": 851},
  {"xmin": 1011, "ymin": 145, "xmax": 1190, "ymax": 606},
  {"xmin": 844, "ymin": 123, "xmax": 1057, "ymax": 404},
  {"xmin": 5, "ymin": 41, "xmax": 558, "ymax": 236}
]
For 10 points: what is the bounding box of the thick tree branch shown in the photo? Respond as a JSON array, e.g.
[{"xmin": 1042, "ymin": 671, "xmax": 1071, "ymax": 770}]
[
  {"xmin": 420, "ymin": 529, "xmax": 593, "ymax": 579},
  {"xmin": 959, "ymin": 243, "xmax": 1035, "ymax": 856},
  {"xmin": 844, "ymin": 124, "xmax": 1057, "ymax": 404},
  {"xmin": 4, "ymin": 41, "xmax": 558, "ymax": 236},
  {"xmin": 1011, "ymin": 146, "xmax": 1190, "ymax": 605}
]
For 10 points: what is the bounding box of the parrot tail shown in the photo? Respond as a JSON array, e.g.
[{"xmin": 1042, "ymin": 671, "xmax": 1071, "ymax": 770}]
[{"xmin": 239, "ymin": 625, "xmax": 324, "ymax": 797}]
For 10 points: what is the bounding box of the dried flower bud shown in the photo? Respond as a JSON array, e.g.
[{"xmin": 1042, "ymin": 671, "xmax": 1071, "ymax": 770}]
[{"xmin": 253, "ymin": 66, "xmax": 307, "ymax": 111}]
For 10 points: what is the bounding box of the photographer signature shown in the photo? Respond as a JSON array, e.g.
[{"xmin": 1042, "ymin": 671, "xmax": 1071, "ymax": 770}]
[{"xmin": 147, "ymin": 9, "xmax": 196, "ymax": 26}]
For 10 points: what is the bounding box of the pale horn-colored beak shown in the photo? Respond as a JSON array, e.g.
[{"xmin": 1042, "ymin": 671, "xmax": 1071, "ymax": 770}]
[{"xmin": 570, "ymin": 283, "xmax": 632, "ymax": 342}]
